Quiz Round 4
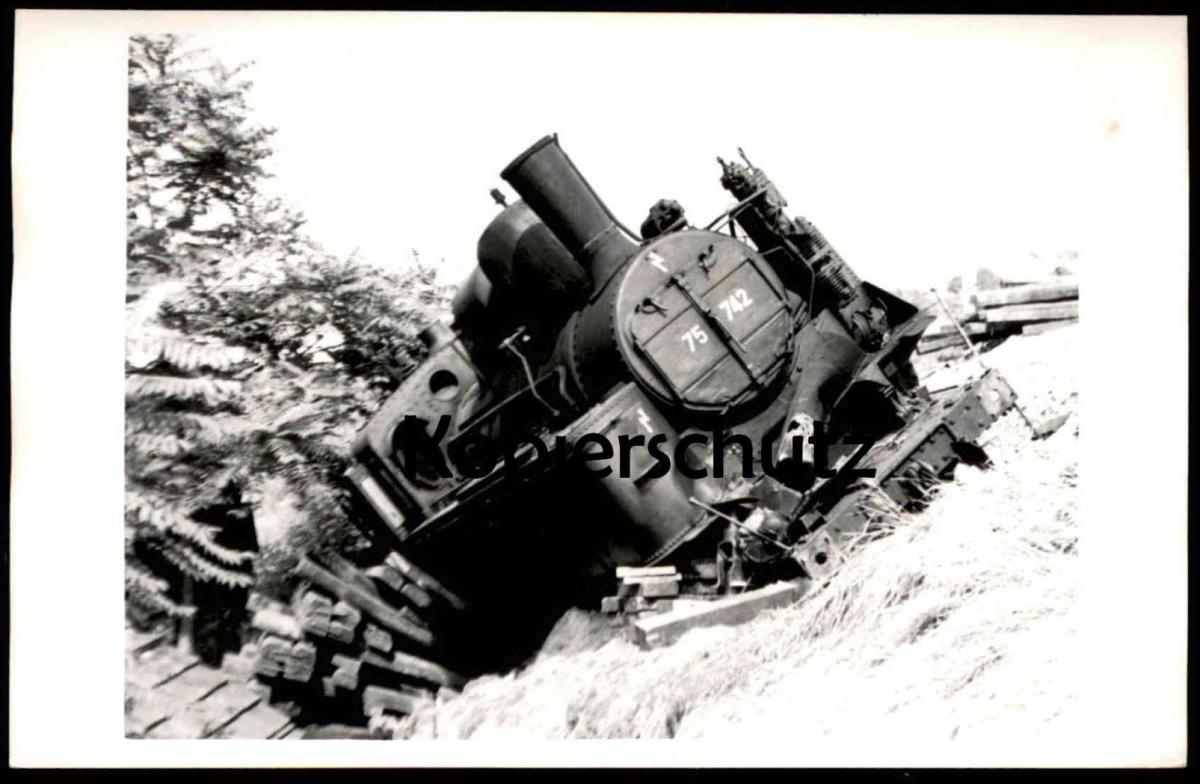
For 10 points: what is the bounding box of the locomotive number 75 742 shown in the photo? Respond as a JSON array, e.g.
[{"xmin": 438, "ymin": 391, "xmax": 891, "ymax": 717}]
[{"xmin": 679, "ymin": 289, "xmax": 754, "ymax": 352}]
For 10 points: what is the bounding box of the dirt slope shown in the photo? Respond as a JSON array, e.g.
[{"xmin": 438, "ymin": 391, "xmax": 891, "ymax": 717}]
[{"xmin": 390, "ymin": 326, "xmax": 1082, "ymax": 743}]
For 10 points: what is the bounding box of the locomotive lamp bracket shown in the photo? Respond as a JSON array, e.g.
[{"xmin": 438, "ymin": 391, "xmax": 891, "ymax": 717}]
[{"xmin": 636, "ymin": 296, "xmax": 669, "ymax": 317}]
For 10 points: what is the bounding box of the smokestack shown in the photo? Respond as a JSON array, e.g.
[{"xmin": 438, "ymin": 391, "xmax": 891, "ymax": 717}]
[{"xmin": 500, "ymin": 134, "xmax": 637, "ymax": 286}]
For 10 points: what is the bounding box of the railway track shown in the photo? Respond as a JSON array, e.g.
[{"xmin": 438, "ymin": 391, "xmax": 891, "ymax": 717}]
[{"xmin": 125, "ymin": 626, "xmax": 297, "ymax": 739}]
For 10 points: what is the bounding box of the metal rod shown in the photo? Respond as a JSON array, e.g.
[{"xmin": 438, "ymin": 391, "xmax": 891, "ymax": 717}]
[
  {"xmin": 929, "ymin": 287, "xmax": 1039, "ymax": 434},
  {"xmin": 688, "ymin": 497, "xmax": 791, "ymax": 551},
  {"xmin": 702, "ymin": 186, "xmax": 769, "ymax": 232},
  {"xmin": 501, "ymin": 327, "xmax": 560, "ymax": 417}
]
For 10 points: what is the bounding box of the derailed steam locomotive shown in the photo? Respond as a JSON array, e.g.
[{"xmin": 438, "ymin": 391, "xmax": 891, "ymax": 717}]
[{"xmin": 253, "ymin": 136, "xmax": 1016, "ymax": 724}]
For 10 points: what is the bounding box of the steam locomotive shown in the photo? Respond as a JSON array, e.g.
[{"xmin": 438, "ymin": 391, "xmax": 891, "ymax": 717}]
[{"xmin": 254, "ymin": 136, "xmax": 1015, "ymax": 724}]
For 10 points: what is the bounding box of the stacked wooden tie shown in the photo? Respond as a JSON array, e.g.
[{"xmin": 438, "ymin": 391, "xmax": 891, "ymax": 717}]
[
  {"xmin": 251, "ymin": 555, "xmax": 466, "ymax": 713},
  {"xmin": 917, "ymin": 276, "xmax": 1078, "ymax": 356},
  {"xmin": 600, "ymin": 566, "xmax": 681, "ymax": 619}
]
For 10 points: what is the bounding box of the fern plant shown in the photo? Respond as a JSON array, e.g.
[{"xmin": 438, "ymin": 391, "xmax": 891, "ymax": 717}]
[
  {"xmin": 125, "ymin": 34, "xmax": 451, "ymax": 643},
  {"xmin": 125, "ymin": 33, "xmax": 286, "ymax": 627},
  {"xmin": 125, "ymin": 298, "xmax": 257, "ymax": 620}
]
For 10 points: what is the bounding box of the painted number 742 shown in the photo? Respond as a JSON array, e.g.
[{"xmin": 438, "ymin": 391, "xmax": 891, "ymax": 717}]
[{"xmin": 718, "ymin": 288, "xmax": 754, "ymax": 321}]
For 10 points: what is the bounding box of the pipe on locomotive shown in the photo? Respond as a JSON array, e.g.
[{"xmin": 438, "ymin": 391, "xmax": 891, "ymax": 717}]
[{"xmin": 500, "ymin": 134, "xmax": 639, "ymax": 287}]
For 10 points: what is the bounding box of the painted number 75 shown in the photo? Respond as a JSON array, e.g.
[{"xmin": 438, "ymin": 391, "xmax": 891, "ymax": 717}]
[{"xmin": 680, "ymin": 325, "xmax": 709, "ymax": 352}]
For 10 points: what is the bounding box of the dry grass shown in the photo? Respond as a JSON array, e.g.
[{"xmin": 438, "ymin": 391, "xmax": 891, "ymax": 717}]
[{"xmin": 390, "ymin": 327, "xmax": 1081, "ymax": 743}]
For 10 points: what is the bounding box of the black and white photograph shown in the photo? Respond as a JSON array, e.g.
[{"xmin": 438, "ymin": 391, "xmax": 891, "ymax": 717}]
[{"xmin": 9, "ymin": 9, "xmax": 1187, "ymax": 768}]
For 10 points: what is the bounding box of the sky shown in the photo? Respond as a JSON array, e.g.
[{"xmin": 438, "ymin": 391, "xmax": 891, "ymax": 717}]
[{"xmin": 175, "ymin": 14, "xmax": 1184, "ymax": 292}]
